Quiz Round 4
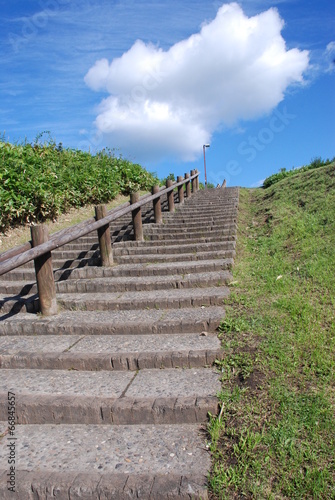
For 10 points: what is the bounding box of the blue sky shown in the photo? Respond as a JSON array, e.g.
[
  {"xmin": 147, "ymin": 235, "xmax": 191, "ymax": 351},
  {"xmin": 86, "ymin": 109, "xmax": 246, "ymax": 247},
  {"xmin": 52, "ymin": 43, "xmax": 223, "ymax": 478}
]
[{"xmin": 1, "ymin": 0, "xmax": 334, "ymax": 187}]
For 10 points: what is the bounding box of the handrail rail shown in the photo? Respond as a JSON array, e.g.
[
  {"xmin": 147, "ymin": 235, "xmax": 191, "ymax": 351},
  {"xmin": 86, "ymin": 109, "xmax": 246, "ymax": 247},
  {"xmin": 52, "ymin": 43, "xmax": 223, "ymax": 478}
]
[
  {"xmin": 0, "ymin": 184, "xmax": 168, "ymax": 264},
  {"xmin": 0, "ymin": 172, "xmax": 199, "ymax": 277}
]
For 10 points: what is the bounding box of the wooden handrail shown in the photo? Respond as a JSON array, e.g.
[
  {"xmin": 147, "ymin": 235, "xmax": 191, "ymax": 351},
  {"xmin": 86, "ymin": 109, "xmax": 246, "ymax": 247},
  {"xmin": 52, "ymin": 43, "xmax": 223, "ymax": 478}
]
[
  {"xmin": 0, "ymin": 187, "xmax": 163, "ymax": 264},
  {"xmin": 0, "ymin": 171, "xmax": 199, "ymax": 277}
]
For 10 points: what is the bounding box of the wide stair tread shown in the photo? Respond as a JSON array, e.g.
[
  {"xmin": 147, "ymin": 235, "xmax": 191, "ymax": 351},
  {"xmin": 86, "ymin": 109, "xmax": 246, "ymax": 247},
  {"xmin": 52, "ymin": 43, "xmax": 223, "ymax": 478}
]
[
  {"xmin": 0, "ymin": 270, "xmax": 233, "ymax": 296},
  {"xmin": 0, "ymin": 257, "xmax": 234, "ymax": 282},
  {"xmin": 114, "ymin": 249, "xmax": 235, "ymax": 264},
  {"xmin": 0, "ymin": 366, "xmax": 220, "ymax": 424},
  {"xmin": 0, "ymin": 422, "xmax": 209, "ymax": 498},
  {"xmin": 0, "ymin": 286, "xmax": 230, "ymax": 315},
  {"xmin": 113, "ymin": 240, "xmax": 236, "ymax": 256},
  {"xmin": 0, "ymin": 306, "xmax": 226, "ymax": 336},
  {"xmin": 0, "ymin": 332, "xmax": 222, "ymax": 370},
  {"xmin": 57, "ymin": 286, "xmax": 230, "ymax": 311}
]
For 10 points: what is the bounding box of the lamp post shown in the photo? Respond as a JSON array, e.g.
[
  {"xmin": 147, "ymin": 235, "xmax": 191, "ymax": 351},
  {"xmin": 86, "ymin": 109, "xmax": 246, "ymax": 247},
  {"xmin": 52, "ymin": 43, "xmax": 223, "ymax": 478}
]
[{"xmin": 203, "ymin": 144, "xmax": 210, "ymax": 187}]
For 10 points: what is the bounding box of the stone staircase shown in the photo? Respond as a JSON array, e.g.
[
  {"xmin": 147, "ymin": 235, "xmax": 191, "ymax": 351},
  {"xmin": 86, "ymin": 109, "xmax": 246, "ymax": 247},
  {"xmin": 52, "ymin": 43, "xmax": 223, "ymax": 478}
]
[{"xmin": 0, "ymin": 187, "xmax": 239, "ymax": 499}]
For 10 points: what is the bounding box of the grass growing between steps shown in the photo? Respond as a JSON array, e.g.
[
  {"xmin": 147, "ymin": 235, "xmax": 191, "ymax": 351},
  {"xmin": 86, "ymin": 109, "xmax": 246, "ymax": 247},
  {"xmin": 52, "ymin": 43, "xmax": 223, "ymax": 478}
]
[{"xmin": 208, "ymin": 163, "xmax": 335, "ymax": 499}]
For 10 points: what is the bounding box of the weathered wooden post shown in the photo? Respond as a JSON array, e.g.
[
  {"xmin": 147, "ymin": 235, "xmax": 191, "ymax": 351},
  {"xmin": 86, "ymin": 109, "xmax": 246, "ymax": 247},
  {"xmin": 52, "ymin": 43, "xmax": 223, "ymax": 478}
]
[
  {"xmin": 95, "ymin": 204, "xmax": 113, "ymax": 267},
  {"xmin": 152, "ymin": 185, "xmax": 163, "ymax": 224},
  {"xmin": 191, "ymin": 169, "xmax": 196, "ymax": 193},
  {"xmin": 185, "ymin": 173, "xmax": 191, "ymax": 198},
  {"xmin": 177, "ymin": 175, "xmax": 184, "ymax": 205},
  {"xmin": 166, "ymin": 179, "xmax": 175, "ymax": 212},
  {"xmin": 130, "ymin": 192, "xmax": 144, "ymax": 241},
  {"xmin": 195, "ymin": 169, "xmax": 200, "ymax": 191},
  {"xmin": 31, "ymin": 224, "xmax": 58, "ymax": 316}
]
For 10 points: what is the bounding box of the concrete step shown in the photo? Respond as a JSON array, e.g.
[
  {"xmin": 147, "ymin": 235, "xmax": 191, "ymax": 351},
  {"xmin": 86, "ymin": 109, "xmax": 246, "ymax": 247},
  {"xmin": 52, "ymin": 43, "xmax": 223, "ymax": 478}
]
[
  {"xmin": 0, "ymin": 270, "xmax": 232, "ymax": 296},
  {"xmin": 53, "ymin": 257, "xmax": 101, "ymax": 270},
  {"xmin": 57, "ymin": 286, "xmax": 230, "ymax": 312},
  {"xmin": 0, "ymin": 286, "xmax": 230, "ymax": 315},
  {"xmin": 0, "ymin": 332, "xmax": 222, "ymax": 371},
  {"xmin": 115, "ymin": 229, "xmax": 237, "ymax": 247},
  {"xmin": 0, "ymin": 366, "xmax": 220, "ymax": 424},
  {"xmin": 56, "ymin": 241, "xmax": 100, "ymax": 252},
  {"xmin": 152, "ymin": 219, "xmax": 235, "ymax": 230},
  {"xmin": 95, "ymin": 258, "xmax": 234, "ymax": 278},
  {"xmin": 0, "ymin": 422, "xmax": 210, "ymax": 498},
  {"xmin": 113, "ymin": 240, "xmax": 235, "ymax": 256},
  {"xmin": 144, "ymin": 230, "xmax": 235, "ymax": 241},
  {"xmin": 143, "ymin": 222, "xmax": 237, "ymax": 235},
  {"xmin": 58, "ymin": 269, "xmax": 232, "ymax": 294},
  {"xmin": 164, "ymin": 205, "xmax": 237, "ymax": 215},
  {"xmin": 60, "ymin": 222, "xmax": 237, "ymax": 245},
  {"xmin": 164, "ymin": 216, "xmax": 237, "ymax": 225},
  {"xmin": 50, "ymin": 249, "xmax": 100, "ymax": 260},
  {"xmin": 0, "ymin": 306, "xmax": 225, "ymax": 336},
  {"xmin": 0, "ymin": 257, "xmax": 233, "ymax": 282},
  {"xmin": 0, "ymin": 281, "xmax": 38, "ymax": 296},
  {"xmin": 0, "ymin": 294, "xmax": 38, "ymax": 315},
  {"xmin": 18, "ymin": 256, "xmax": 101, "ymax": 271},
  {"xmin": 180, "ymin": 199, "xmax": 238, "ymax": 205},
  {"xmin": 62, "ymin": 258, "xmax": 234, "ymax": 281},
  {"xmin": 115, "ymin": 249, "xmax": 235, "ymax": 264}
]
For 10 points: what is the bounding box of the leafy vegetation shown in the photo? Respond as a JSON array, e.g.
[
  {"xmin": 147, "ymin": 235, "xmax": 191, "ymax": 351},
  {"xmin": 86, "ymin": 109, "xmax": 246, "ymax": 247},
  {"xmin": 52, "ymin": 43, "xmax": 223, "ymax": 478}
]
[
  {"xmin": 161, "ymin": 172, "xmax": 176, "ymax": 184},
  {"xmin": 0, "ymin": 133, "xmax": 158, "ymax": 232},
  {"xmin": 209, "ymin": 163, "xmax": 335, "ymax": 498},
  {"xmin": 262, "ymin": 156, "xmax": 335, "ymax": 188},
  {"xmin": 199, "ymin": 182, "xmax": 215, "ymax": 189}
]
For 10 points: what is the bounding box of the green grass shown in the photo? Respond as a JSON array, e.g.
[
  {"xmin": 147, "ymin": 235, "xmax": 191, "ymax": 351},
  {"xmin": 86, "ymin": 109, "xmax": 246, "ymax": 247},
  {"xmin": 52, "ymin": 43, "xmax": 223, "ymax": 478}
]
[
  {"xmin": 262, "ymin": 156, "xmax": 335, "ymax": 188},
  {"xmin": 0, "ymin": 133, "xmax": 158, "ymax": 232},
  {"xmin": 209, "ymin": 162, "xmax": 335, "ymax": 499}
]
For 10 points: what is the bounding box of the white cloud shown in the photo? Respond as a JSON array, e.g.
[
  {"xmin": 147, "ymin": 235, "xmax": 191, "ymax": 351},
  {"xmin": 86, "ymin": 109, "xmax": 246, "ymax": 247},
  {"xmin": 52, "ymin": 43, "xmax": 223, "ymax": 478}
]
[{"xmin": 84, "ymin": 2, "xmax": 309, "ymax": 162}]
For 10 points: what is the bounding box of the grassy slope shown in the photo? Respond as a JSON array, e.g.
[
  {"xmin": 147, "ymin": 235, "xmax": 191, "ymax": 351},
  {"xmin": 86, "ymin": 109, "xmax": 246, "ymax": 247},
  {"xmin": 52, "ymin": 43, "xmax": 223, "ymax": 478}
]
[{"xmin": 209, "ymin": 163, "xmax": 335, "ymax": 498}]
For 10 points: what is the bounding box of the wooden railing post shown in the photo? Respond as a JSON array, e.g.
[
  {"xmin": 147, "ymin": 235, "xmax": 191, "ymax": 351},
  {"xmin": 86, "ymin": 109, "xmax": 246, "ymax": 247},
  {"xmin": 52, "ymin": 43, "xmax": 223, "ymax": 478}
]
[
  {"xmin": 177, "ymin": 176, "xmax": 184, "ymax": 205},
  {"xmin": 130, "ymin": 192, "xmax": 144, "ymax": 241},
  {"xmin": 166, "ymin": 179, "xmax": 175, "ymax": 212},
  {"xmin": 195, "ymin": 169, "xmax": 199, "ymax": 191},
  {"xmin": 185, "ymin": 173, "xmax": 191, "ymax": 198},
  {"xmin": 95, "ymin": 204, "xmax": 113, "ymax": 267},
  {"xmin": 31, "ymin": 225, "xmax": 58, "ymax": 316},
  {"xmin": 191, "ymin": 170, "xmax": 196, "ymax": 193},
  {"xmin": 152, "ymin": 185, "xmax": 163, "ymax": 223}
]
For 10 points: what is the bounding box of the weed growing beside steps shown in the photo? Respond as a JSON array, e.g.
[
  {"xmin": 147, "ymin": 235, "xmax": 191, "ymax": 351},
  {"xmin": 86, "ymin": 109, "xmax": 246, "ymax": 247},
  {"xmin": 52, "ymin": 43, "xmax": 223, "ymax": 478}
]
[{"xmin": 209, "ymin": 163, "xmax": 335, "ymax": 499}]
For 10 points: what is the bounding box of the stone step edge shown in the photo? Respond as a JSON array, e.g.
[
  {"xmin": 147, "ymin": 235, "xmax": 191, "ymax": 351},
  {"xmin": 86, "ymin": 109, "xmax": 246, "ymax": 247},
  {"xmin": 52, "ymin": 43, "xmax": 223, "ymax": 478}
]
[
  {"xmin": 115, "ymin": 249, "xmax": 235, "ymax": 261},
  {"xmin": 0, "ymin": 270, "xmax": 234, "ymax": 295},
  {"xmin": 0, "ymin": 347, "xmax": 223, "ymax": 371},
  {"xmin": 114, "ymin": 234, "xmax": 237, "ymax": 248},
  {"xmin": 0, "ymin": 470, "xmax": 208, "ymax": 499},
  {"xmin": 0, "ymin": 306, "xmax": 226, "ymax": 336},
  {"xmin": 56, "ymin": 286, "xmax": 230, "ymax": 312},
  {"xmin": 0, "ymin": 393, "xmax": 218, "ymax": 425},
  {"xmin": 1, "ymin": 285, "xmax": 230, "ymax": 315},
  {"xmin": 113, "ymin": 244, "xmax": 236, "ymax": 256},
  {"xmin": 0, "ymin": 257, "xmax": 234, "ymax": 281}
]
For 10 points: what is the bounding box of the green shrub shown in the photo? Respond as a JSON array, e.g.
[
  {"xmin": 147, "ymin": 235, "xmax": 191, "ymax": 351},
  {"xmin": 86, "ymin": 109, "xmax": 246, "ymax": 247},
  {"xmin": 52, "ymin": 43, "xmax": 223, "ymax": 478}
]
[{"xmin": 0, "ymin": 136, "xmax": 158, "ymax": 232}]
